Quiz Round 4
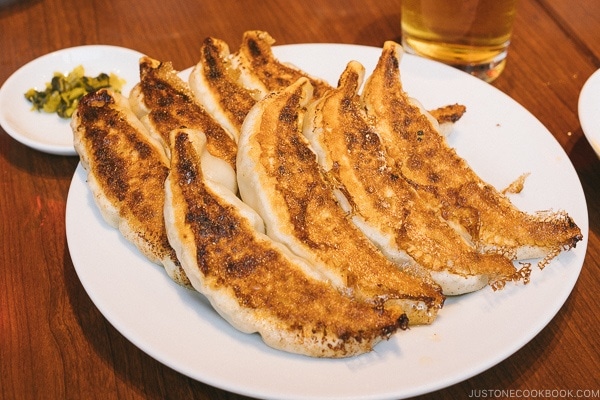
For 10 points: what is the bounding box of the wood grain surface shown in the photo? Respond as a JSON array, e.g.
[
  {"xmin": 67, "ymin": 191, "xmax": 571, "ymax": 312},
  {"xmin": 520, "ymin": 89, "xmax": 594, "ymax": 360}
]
[{"xmin": 1, "ymin": 0, "xmax": 598, "ymax": 399}]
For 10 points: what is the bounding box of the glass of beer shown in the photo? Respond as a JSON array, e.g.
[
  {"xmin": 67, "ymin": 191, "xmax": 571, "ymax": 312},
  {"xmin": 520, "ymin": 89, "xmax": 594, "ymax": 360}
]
[{"xmin": 401, "ymin": 0, "xmax": 517, "ymax": 82}]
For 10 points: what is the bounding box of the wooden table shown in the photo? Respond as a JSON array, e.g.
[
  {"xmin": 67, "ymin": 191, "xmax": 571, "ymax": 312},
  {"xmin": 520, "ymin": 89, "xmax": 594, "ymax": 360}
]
[{"xmin": 1, "ymin": 0, "xmax": 598, "ymax": 399}]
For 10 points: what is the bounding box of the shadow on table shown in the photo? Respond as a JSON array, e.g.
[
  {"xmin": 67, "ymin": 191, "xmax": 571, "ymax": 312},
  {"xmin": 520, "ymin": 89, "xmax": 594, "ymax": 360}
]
[{"xmin": 0, "ymin": 0, "xmax": 39, "ymax": 15}]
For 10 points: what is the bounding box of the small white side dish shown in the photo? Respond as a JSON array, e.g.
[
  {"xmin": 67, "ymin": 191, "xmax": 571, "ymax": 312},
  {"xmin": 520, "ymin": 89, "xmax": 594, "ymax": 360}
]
[{"xmin": 0, "ymin": 45, "xmax": 143, "ymax": 155}]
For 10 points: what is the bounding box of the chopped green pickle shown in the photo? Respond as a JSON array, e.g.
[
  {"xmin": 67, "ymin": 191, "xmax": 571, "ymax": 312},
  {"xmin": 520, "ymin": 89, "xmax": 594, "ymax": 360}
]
[{"xmin": 24, "ymin": 65, "xmax": 125, "ymax": 118}]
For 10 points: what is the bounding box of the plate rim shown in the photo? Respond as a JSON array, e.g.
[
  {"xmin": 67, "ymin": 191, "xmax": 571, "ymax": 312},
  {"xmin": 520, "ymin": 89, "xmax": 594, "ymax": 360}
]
[{"xmin": 578, "ymin": 68, "xmax": 600, "ymax": 157}]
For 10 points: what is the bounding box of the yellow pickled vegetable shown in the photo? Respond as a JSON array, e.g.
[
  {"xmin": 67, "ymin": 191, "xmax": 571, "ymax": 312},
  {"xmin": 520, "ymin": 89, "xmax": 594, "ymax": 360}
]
[{"xmin": 24, "ymin": 65, "xmax": 125, "ymax": 118}]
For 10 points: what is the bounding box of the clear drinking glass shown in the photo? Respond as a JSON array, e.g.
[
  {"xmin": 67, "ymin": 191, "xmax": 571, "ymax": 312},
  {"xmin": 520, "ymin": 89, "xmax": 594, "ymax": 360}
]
[{"xmin": 401, "ymin": 0, "xmax": 517, "ymax": 82}]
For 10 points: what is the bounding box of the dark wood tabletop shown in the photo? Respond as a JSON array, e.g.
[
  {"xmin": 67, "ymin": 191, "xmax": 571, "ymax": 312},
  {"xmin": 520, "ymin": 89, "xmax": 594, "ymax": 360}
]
[{"xmin": 1, "ymin": 0, "xmax": 599, "ymax": 399}]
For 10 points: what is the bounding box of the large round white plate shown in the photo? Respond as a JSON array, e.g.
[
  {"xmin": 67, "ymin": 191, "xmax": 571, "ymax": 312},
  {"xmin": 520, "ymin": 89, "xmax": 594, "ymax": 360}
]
[
  {"xmin": 66, "ymin": 44, "xmax": 588, "ymax": 400},
  {"xmin": 0, "ymin": 45, "xmax": 143, "ymax": 156},
  {"xmin": 578, "ymin": 68, "xmax": 600, "ymax": 157}
]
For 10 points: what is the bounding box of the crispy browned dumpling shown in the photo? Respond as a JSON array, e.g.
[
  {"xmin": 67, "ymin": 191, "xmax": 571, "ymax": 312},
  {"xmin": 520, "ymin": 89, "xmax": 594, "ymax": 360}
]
[
  {"xmin": 237, "ymin": 76, "xmax": 444, "ymax": 318},
  {"xmin": 303, "ymin": 62, "xmax": 522, "ymax": 295},
  {"xmin": 189, "ymin": 36, "xmax": 258, "ymax": 141},
  {"xmin": 71, "ymin": 89, "xmax": 190, "ymax": 287},
  {"xmin": 361, "ymin": 41, "xmax": 583, "ymax": 268},
  {"xmin": 231, "ymin": 30, "xmax": 332, "ymax": 99},
  {"xmin": 164, "ymin": 127, "xmax": 411, "ymax": 358},
  {"xmin": 129, "ymin": 56, "xmax": 238, "ymax": 169}
]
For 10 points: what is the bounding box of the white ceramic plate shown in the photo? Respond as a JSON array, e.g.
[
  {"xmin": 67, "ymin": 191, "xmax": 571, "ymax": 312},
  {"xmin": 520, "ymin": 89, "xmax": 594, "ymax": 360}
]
[
  {"xmin": 578, "ymin": 68, "xmax": 600, "ymax": 157},
  {"xmin": 0, "ymin": 45, "xmax": 143, "ymax": 155},
  {"xmin": 66, "ymin": 44, "xmax": 588, "ymax": 400}
]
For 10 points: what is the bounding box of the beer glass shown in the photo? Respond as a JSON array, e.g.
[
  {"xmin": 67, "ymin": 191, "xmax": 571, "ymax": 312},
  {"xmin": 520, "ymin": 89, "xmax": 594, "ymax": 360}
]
[{"xmin": 401, "ymin": 0, "xmax": 517, "ymax": 82}]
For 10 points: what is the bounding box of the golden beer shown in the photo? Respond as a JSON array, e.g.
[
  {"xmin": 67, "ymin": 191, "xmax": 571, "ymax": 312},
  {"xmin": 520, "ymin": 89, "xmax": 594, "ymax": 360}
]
[{"xmin": 401, "ymin": 0, "xmax": 517, "ymax": 81}]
